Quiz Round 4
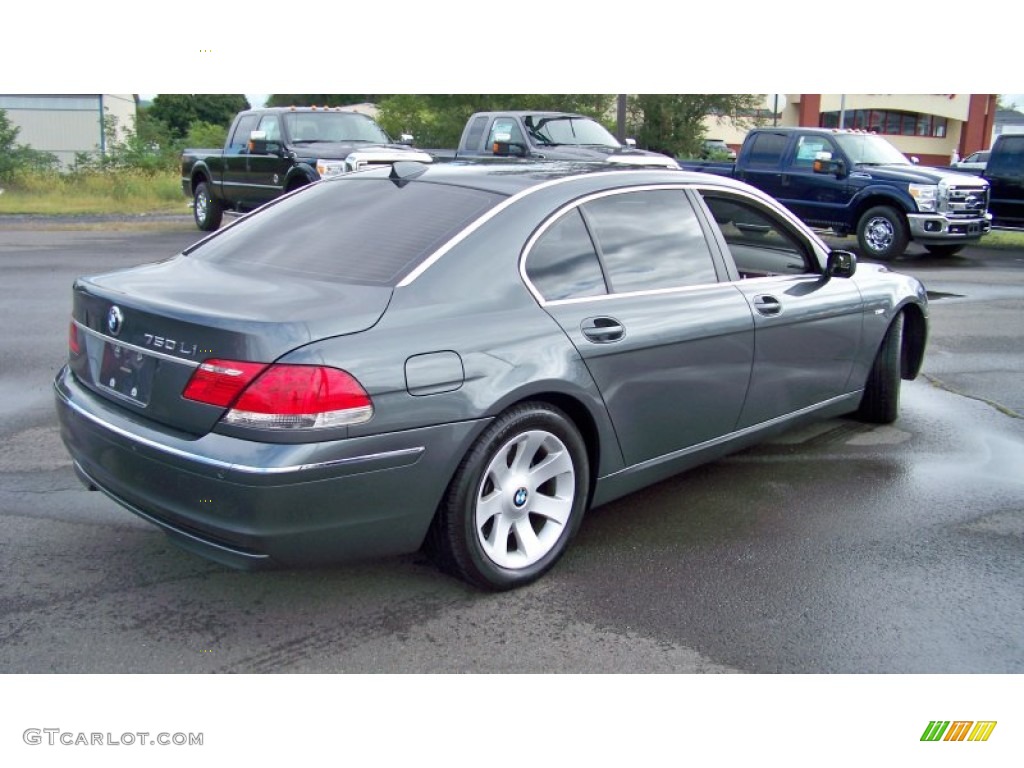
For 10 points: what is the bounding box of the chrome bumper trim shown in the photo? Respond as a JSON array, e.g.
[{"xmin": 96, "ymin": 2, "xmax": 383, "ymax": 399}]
[{"xmin": 57, "ymin": 383, "xmax": 424, "ymax": 477}]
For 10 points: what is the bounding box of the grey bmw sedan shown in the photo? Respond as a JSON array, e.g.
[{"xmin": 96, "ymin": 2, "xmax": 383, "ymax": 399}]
[{"xmin": 54, "ymin": 162, "xmax": 928, "ymax": 590}]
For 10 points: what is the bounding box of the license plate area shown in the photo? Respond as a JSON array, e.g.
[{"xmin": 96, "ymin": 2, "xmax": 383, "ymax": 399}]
[{"xmin": 98, "ymin": 342, "xmax": 156, "ymax": 406}]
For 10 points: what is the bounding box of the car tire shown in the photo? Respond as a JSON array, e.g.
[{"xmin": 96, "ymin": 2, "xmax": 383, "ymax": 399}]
[
  {"xmin": 924, "ymin": 244, "xmax": 965, "ymax": 257},
  {"xmin": 430, "ymin": 402, "xmax": 590, "ymax": 591},
  {"xmin": 856, "ymin": 312, "xmax": 904, "ymax": 424},
  {"xmin": 856, "ymin": 206, "xmax": 908, "ymax": 261},
  {"xmin": 193, "ymin": 181, "xmax": 223, "ymax": 232}
]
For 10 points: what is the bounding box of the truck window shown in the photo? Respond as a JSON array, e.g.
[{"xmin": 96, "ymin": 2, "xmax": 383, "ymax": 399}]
[
  {"xmin": 746, "ymin": 132, "xmax": 788, "ymax": 168},
  {"xmin": 257, "ymin": 115, "xmax": 281, "ymax": 143},
  {"xmin": 228, "ymin": 114, "xmax": 259, "ymax": 153},
  {"xmin": 486, "ymin": 118, "xmax": 526, "ymax": 152},
  {"xmin": 700, "ymin": 193, "xmax": 814, "ymax": 278},
  {"xmin": 525, "ymin": 208, "xmax": 608, "ymax": 301},
  {"xmin": 792, "ymin": 135, "xmax": 834, "ymax": 168},
  {"xmin": 988, "ymin": 136, "xmax": 1024, "ymax": 177},
  {"xmin": 464, "ymin": 115, "xmax": 489, "ymax": 151},
  {"xmin": 581, "ymin": 190, "xmax": 718, "ymax": 293}
]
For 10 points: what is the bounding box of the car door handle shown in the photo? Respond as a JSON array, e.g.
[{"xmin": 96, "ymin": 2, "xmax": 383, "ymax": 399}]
[
  {"xmin": 753, "ymin": 295, "xmax": 783, "ymax": 316},
  {"xmin": 581, "ymin": 317, "xmax": 625, "ymax": 343}
]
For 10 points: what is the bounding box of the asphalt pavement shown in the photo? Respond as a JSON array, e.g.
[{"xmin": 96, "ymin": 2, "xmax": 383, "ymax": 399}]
[{"xmin": 0, "ymin": 225, "xmax": 1021, "ymax": 674}]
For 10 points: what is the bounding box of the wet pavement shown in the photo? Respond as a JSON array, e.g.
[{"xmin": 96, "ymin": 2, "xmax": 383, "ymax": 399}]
[{"xmin": 0, "ymin": 228, "xmax": 1021, "ymax": 673}]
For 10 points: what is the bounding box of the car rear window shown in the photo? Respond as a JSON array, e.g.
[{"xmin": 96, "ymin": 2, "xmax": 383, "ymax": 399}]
[{"xmin": 185, "ymin": 178, "xmax": 505, "ymax": 286}]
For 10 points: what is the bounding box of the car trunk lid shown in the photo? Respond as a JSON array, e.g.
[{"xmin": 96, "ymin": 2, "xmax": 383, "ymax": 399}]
[{"xmin": 68, "ymin": 256, "xmax": 392, "ymax": 436}]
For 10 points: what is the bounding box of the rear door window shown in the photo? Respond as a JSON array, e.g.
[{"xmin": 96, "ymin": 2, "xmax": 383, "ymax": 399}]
[
  {"xmin": 228, "ymin": 114, "xmax": 259, "ymax": 153},
  {"xmin": 988, "ymin": 136, "xmax": 1024, "ymax": 177},
  {"xmin": 581, "ymin": 189, "xmax": 718, "ymax": 293},
  {"xmin": 525, "ymin": 208, "xmax": 607, "ymax": 301},
  {"xmin": 745, "ymin": 132, "xmax": 789, "ymax": 168}
]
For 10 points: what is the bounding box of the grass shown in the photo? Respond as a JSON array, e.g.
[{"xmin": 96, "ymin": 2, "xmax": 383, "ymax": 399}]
[
  {"xmin": 1, "ymin": 169, "xmax": 1022, "ymax": 249},
  {"xmin": 0, "ymin": 169, "xmax": 186, "ymax": 216},
  {"xmin": 982, "ymin": 229, "xmax": 1024, "ymax": 250}
]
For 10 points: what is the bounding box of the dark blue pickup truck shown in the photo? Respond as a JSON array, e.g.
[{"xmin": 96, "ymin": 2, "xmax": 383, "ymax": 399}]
[{"xmin": 679, "ymin": 127, "xmax": 992, "ymax": 259}]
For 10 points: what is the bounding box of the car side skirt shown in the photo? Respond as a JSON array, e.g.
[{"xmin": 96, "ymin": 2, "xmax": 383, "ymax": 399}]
[{"xmin": 591, "ymin": 391, "xmax": 862, "ymax": 508}]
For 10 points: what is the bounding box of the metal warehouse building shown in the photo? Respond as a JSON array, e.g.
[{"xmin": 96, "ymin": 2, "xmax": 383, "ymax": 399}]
[{"xmin": 0, "ymin": 94, "xmax": 137, "ymax": 168}]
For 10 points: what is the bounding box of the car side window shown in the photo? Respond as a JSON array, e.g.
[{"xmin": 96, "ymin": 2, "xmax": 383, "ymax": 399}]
[
  {"xmin": 700, "ymin": 194, "xmax": 816, "ymax": 278},
  {"xmin": 581, "ymin": 190, "xmax": 718, "ymax": 293},
  {"xmin": 525, "ymin": 208, "xmax": 608, "ymax": 301}
]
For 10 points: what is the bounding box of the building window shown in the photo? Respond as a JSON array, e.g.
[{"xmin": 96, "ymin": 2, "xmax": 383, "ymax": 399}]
[{"xmin": 820, "ymin": 110, "xmax": 950, "ymax": 138}]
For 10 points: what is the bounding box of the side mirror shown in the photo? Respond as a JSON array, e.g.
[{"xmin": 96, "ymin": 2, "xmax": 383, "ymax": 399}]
[
  {"xmin": 398, "ymin": 133, "xmax": 414, "ymax": 145},
  {"xmin": 826, "ymin": 249, "xmax": 857, "ymax": 279},
  {"xmin": 492, "ymin": 139, "xmax": 527, "ymax": 157},
  {"xmin": 247, "ymin": 130, "xmax": 280, "ymax": 155},
  {"xmin": 910, "ymin": 156, "xmax": 920, "ymax": 165},
  {"xmin": 813, "ymin": 156, "xmax": 847, "ymax": 178},
  {"xmin": 625, "ymin": 138, "xmax": 637, "ymax": 148}
]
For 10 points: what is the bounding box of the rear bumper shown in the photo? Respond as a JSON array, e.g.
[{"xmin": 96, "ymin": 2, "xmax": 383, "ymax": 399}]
[
  {"xmin": 907, "ymin": 212, "xmax": 992, "ymax": 242},
  {"xmin": 54, "ymin": 366, "xmax": 486, "ymax": 569}
]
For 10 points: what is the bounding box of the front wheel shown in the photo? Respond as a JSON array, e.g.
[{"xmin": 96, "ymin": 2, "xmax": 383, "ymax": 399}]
[
  {"xmin": 429, "ymin": 403, "xmax": 590, "ymax": 591},
  {"xmin": 856, "ymin": 313, "xmax": 904, "ymax": 424},
  {"xmin": 192, "ymin": 181, "xmax": 223, "ymax": 231},
  {"xmin": 856, "ymin": 206, "xmax": 908, "ymax": 261},
  {"xmin": 924, "ymin": 244, "xmax": 965, "ymax": 257}
]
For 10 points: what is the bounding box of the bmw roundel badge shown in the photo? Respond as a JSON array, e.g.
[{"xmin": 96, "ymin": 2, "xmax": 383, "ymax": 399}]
[{"xmin": 107, "ymin": 305, "xmax": 124, "ymax": 336}]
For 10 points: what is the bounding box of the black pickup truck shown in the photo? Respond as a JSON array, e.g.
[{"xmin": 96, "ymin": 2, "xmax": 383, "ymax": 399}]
[
  {"xmin": 428, "ymin": 111, "xmax": 678, "ymax": 168},
  {"xmin": 679, "ymin": 127, "xmax": 992, "ymax": 260},
  {"xmin": 983, "ymin": 133, "xmax": 1024, "ymax": 229},
  {"xmin": 181, "ymin": 107, "xmax": 433, "ymax": 230}
]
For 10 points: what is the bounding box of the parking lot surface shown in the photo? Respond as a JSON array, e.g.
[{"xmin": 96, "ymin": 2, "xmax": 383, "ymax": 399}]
[{"xmin": 0, "ymin": 226, "xmax": 1021, "ymax": 673}]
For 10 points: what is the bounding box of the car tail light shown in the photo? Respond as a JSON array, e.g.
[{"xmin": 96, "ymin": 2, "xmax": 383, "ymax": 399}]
[
  {"xmin": 183, "ymin": 360, "xmax": 268, "ymax": 408},
  {"xmin": 183, "ymin": 360, "xmax": 373, "ymax": 430},
  {"xmin": 69, "ymin": 322, "xmax": 81, "ymax": 356}
]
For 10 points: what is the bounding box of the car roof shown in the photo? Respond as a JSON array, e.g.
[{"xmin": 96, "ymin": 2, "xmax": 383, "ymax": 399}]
[
  {"xmin": 339, "ymin": 161, "xmax": 758, "ymax": 199},
  {"xmin": 244, "ymin": 106, "xmax": 375, "ymax": 115},
  {"xmin": 472, "ymin": 111, "xmax": 590, "ymax": 119}
]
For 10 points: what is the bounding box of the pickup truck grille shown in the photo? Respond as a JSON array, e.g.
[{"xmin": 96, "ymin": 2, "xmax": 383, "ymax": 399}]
[{"xmin": 941, "ymin": 184, "xmax": 989, "ymax": 217}]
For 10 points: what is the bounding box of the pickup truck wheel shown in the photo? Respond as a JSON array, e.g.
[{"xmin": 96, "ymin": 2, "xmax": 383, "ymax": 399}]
[
  {"xmin": 924, "ymin": 244, "xmax": 965, "ymax": 257},
  {"xmin": 428, "ymin": 403, "xmax": 589, "ymax": 591},
  {"xmin": 856, "ymin": 312, "xmax": 904, "ymax": 424},
  {"xmin": 856, "ymin": 206, "xmax": 908, "ymax": 261},
  {"xmin": 193, "ymin": 182, "xmax": 223, "ymax": 231}
]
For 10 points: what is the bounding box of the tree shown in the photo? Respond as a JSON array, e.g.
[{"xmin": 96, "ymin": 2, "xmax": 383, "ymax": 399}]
[
  {"xmin": 147, "ymin": 95, "xmax": 250, "ymax": 138},
  {"xmin": 266, "ymin": 94, "xmax": 380, "ymax": 108},
  {"xmin": 627, "ymin": 95, "xmax": 765, "ymax": 157},
  {"xmin": 376, "ymin": 94, "xmax": 615, "ymax": 148}
]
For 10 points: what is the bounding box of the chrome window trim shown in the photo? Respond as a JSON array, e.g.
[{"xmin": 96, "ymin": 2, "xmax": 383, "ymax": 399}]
[
  {"xmin": 519, "ymin": 183, "xmax": 828, "ymax": 307},
  {"xmin": 397, "ymin": 170, "xmax": 658, "ymax": 287}
]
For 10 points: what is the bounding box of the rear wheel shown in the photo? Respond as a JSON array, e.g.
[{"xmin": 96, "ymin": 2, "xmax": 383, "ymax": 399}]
[
  {"xmin": 193, "ymin": 181, "xmax": 223, "ymax": 231},
  {"xmin": 430, "ymin": 402, "xmax": 590, "ymax": 591},
  {"xmin": 856, "ymin": 205, "xmax": 908, "ymax": 261},
  {"xmin": 856, "ymin": 313, "xmax": 904, "ymax": 424},
  {"xmin": 924, "ymin": 244, "xmax": 965, "ymax": 257}
]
